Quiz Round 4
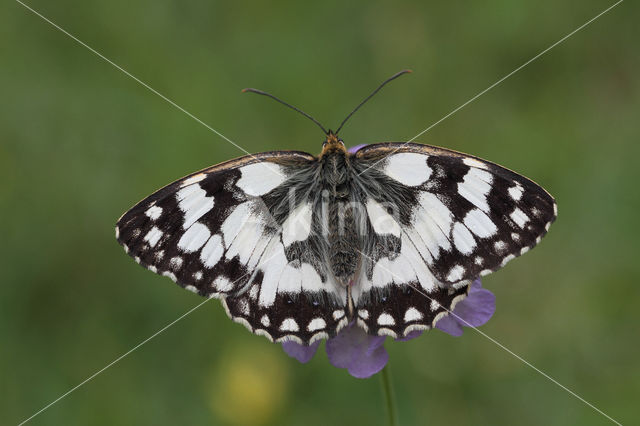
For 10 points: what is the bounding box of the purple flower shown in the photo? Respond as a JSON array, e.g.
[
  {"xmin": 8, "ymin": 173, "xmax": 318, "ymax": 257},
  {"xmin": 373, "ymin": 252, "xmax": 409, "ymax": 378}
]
[
  {"xmin": 325, "ymin": 323, "xmax": 388, "ymax": 378},
  {"xmin": 348, "ymin": 144, "xmax": 367, "ymax": 153},
  {"xmin": 435, "ymin": 279, "xmax": 496, "ymax": 337},
  {"xmin": 282, "ymin": 279, "xmax": 495, "ymax": 378}
]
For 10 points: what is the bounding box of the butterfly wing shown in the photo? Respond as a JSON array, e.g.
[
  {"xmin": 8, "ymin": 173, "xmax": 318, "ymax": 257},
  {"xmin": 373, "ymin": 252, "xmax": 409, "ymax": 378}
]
[
  {"xmin": 116, "ymin": 151, "xmax": 346, "ymax": 344},
  {"xmin": 349, "ymin": 142, "xmax": 556, "ymax": 337}
]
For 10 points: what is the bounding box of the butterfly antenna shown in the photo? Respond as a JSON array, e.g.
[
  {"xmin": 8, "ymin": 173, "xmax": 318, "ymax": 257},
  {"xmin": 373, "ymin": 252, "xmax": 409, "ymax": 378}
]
[
  {"xmin": 242, "ymin": 88, "xmax": 329, "ymax": 135},
  {"xmin": 335, "ymin": 69, "xmax": 412, "ymax": 135}
]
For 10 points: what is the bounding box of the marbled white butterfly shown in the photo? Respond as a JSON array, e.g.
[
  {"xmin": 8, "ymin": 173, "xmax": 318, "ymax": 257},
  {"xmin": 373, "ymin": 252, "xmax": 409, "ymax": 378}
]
[{"xmin": 116, "ymin": 71, "xmax": 556, "ymax": 345}]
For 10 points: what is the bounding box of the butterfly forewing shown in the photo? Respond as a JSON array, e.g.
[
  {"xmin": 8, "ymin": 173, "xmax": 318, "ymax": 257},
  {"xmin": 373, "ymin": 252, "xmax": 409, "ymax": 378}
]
[
  {"xmin": 353, "ymin": 143, "xmax": 557, "ymax": 285},
  {"xmin": 116, "ymin": 151, "xmax": 351, "ymax": 344}
]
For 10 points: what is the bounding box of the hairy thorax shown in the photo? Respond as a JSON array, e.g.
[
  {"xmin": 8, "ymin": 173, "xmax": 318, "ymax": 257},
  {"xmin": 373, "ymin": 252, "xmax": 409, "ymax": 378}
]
[{"xmin": 320, "ymin": 151, "xmax": 361, "ymax": 286}]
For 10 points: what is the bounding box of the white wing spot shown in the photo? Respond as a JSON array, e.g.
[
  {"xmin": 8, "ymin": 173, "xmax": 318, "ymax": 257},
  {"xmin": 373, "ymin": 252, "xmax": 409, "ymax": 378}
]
[
  {"xmin": 508, "ymin": 184, "xmax": 524, "ymax": 201},
  {"xmin": 446, "ymin": 264, "xmax": 465, "ymax": 282},
  {"xmin": 511, "ymin": 232, "xmax": 521, "ymax": 242},
  {"xmin": 493, "ymin": 240, "xmax": 507, "ymax": 253},
  {"xmin": 333, "ymin": 310, "xmax": 345, "ymax": 320},
  {"xmin": 384, "ymin": 153, "xmax": 432, "ymax": 186},
  {"xmin": 307, "ymin": 318, "xmax": 326, "ymax": 332},
  {"xmin": 185, "ymin": 285, "xmax": 198, "ymax": 293},
  {"xmin": 200, "ymin": 234, "xmax": 224, "ymax": 268},
  {"xmin": 238, "ymin": 298, "xmax": 250, "ymax": 316},
  {"xmin": 520, "ymin": 246, "xmax": 530, "ymax": 255},
  {"xmin": 261, "ymin": 315, "xmax": 270, "ymax": 327},
  {"xmin": 463, "ymin": 209, "xmax": 497, "ymax": 238},
  {"xmin": 404, "ymin": 307, "xmax": 423, "ymax": 322},
  {"xmin": 510, "ymin": 208, "xmax": 529, "ymax": 228},
  {"xmin": 249, "ymin": 285, "xmax": 259, "ymax": 300},
  {"xmin": 181, "ymin": 173, "xmax": 207, "ymax": 187},
  {"xmin": 176, "ymin": 184, "xmax": 214, "ymax": 229},
  {"xmin": 221, "ymin": 202, "xmax": 251, "ymax": 247},
  {"xmin": 280, "ymin": 318, "xmax": 299, "ymax": 332},
  {"xmin": 193, "ymin": 271, "xmax": 203, "ymax": 281},
  {"xmin": 366, "ymin": 198, "xmax": 401, "ymax": 237},
  {"xmin": 178, "ymin": 222, "xmax": 211, "ymax": 252},
  {"xmin": 474, "ymin": 256, "xmax": 484, "ymax": 265},
  {"xmin": 169, "ymin": 256, "xmax": 183, "ymax": 270},
  {"xmin": 430, "ymin": 300, "xmax": 440, "ymax": 311},
  {"xmin": 143, "ymin": 226, "xmax": 163, "ymax": 247},
  {"xmin": 281, "ymin": 202, "xmax": 313, "ymax": 247},
  {"xmin": 501, "ymin": 254, "xmax": 516, "ymax": 266},
  {"xmin": 452, "ymin": 222, "xmax": 476, "ymax": 254},
  {"xmin": 145, "ymin": 205, "xmax": 163, "ymax": 220},
  {"xmin": 358, "ymin": 310, "xmax": 369, "ymax": 320},
  {"xmin": 458, "ymin": 168, "xmax": 493, "ymax": 212},
  {"xmin": 257, "ymin": 240, "xmax": 286, "ymax": 308},
  {"xmin": 377, "ymin": 313, "xmax": 396, "ymax": 326},
  {"xmin": 236, "ymin": 162, "xmax": 286, "ymax": 196},
  {"xmin": 213, "ymin": 276, "xmax": 233, "ymax": 292},
  {"xmin": 463, "ymin": 157, "xmax": 488, "ymax": 170},
  {"xmin": 162, "ymin": 271, "xmax": 177, "ymax": 282},
  {"xmin": 412, "ymin": 192, "xmax": 454, "ymax": 254}
]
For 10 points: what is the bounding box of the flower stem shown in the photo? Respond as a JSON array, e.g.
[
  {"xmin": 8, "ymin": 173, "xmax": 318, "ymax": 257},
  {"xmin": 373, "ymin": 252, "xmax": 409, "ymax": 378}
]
[{"xmin": 380, "ymin": 366, "xmax": 399, "ymax": 426}]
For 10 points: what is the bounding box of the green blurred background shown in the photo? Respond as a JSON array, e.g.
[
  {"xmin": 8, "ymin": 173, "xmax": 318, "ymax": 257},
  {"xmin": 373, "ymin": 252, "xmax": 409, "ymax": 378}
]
[{"xmin": 1, "ymin": 0, "xmax": 638, "ymax": 424}]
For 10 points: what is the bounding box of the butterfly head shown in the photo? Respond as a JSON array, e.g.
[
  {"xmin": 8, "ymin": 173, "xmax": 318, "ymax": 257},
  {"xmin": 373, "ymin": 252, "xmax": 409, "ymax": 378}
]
[{"xmin": 321, "ymin": 131, "xmax": 346, "ymax": 156}]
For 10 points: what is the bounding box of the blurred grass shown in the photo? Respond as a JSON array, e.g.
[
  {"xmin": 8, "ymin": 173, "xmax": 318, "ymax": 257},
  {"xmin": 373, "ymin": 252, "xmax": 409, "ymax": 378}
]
[{"xmin": 1, "ymin": 0, "xmax": 638, "ymax": 424}]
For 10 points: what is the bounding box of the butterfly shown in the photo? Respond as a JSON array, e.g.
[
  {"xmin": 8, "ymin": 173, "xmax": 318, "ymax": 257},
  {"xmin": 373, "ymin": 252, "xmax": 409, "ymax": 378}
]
[{"xmin": 116, "ymin": 71, "xmax": 556, "ymax": 345}]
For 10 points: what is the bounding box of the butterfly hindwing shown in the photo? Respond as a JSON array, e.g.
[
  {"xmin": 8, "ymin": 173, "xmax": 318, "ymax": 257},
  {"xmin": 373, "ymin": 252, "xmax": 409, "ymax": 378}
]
[
  {"xmin": 355, "ymin": 281, "xmax": 470, "ymax": 338},
  {"xmin": 353, "ymin": 143, "xmax": 557, "ymax": 286}
]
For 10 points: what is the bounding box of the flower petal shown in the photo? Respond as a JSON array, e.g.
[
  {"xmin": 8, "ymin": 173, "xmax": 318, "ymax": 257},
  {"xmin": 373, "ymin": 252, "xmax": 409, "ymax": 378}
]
[
  {"xmin": 436, "ymin": 279, "xmax": 495, "ymax": 336},
  {"xmin": 435, "ymin": 314, "xmax": 465, "ymax": 336},
  {"xmin": 347, "ymin": 344, "xmax": 388, "ymax": 379},
  {"xmin": 395, "ymin": 330, "xmax": 423, "ymax": 342},
  {"xmin": 281, "ymin": 340, "xmax": 321, "ymax": 364},
  {"xmin": 455, "ymin": 280, "xmax": 496, "ymax": 327},
  {"xmin": 348, "ymin": 144, "xmax": 367, "ymax": 153},
  {"xmin": 326, "ymin": 323, "xmax": 388, "ymax": 378}
]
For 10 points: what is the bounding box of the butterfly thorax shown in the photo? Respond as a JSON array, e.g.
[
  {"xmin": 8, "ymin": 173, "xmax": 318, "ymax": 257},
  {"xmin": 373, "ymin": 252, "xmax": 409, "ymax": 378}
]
[{"xmin": 319, "ymin": 142, "xmax": 362, "ymax": 289}]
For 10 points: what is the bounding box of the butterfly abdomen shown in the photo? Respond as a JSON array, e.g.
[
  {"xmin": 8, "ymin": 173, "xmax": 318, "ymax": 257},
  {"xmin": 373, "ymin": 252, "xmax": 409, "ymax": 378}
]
[
  {"xmin": 320, "ymin": 152, "xmax": 361, "ymax": 286},
  {"xmin": 327, "ymin": 199, "xmax": 361, "ymax": 285}
]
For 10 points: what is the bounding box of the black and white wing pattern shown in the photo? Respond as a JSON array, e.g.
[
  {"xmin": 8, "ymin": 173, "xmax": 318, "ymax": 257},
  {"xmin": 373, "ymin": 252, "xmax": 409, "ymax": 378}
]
[
  {"xmin": 117, "ymin": 140, "xmax": 556, "ymax": 343},
  {"xmin": 117, "ymin": 151, "xmax": 347, "ymax": 345},
  {"xmin": 349, "ymin": 143, "xmax": 556, "ymax": 337}
]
